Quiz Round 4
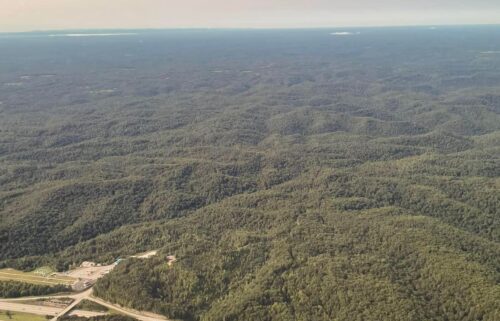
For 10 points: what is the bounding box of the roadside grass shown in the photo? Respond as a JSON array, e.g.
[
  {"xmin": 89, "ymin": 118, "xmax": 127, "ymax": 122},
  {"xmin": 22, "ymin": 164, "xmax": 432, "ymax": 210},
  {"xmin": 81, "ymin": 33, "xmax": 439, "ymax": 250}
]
[
  {"xmin": 70, "ymin": 300, "xmax": 130, "ymax": 318},
  {"xmin": 0, "ymin": 269, "xmax": 75, "ymax": 286},
  {"xmin": 0, "ymin": 310, "xmax": 48, "ymax": 321},
  {"xmin": 16, "ymin": 298, "xmax": 74, "ymax": 307},
  {"xmin": 74, "ymin": 300, "xmax": 109, "ymax": 313}
]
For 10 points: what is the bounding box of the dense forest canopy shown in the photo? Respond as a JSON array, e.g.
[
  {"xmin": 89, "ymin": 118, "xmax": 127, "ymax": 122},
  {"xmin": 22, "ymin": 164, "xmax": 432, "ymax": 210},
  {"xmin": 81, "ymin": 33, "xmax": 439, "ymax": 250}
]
[
  {"xmin": 0, "ymin": 280, "xmax": 70, "ymax": 298},
  {"xmin": 0, "ymin": 27, "xmax": 499, "ymax": 320}
]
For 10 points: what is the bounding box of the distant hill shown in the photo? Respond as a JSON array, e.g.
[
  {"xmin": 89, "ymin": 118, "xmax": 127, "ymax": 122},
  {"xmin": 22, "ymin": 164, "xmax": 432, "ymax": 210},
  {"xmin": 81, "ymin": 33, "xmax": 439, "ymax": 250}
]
[{"xmin": 0, "ymin": 28, "xmax": 499, "ymax": 321}]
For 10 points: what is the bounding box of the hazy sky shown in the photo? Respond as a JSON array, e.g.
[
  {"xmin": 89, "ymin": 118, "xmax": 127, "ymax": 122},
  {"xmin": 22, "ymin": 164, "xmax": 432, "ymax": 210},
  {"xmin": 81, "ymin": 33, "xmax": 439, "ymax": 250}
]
[{"xmin": 1, "ymin": 0, "xmax": 500, "ymax": 32}]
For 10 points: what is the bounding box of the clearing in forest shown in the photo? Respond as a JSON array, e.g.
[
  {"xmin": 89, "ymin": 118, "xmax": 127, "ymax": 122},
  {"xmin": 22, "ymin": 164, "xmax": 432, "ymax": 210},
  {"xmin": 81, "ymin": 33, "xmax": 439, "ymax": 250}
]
[{"xmin": 0, "ymin": 269, "xmax": 75, "ymax": 286}]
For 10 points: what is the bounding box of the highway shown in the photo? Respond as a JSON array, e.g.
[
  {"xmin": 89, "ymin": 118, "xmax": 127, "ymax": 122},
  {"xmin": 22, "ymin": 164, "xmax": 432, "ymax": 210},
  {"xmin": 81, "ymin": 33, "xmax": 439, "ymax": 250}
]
[
  {"xmin": 0, "ymin": 288, "xmax": 168, "ymax": 321},
  {"xmin": 0, "ymin": 251, "xmax": 166, "ymax": 320},
  {"xmin": 87, "ymin": 295, "xmax": 168, "ymax": 321},
  {"xmin": 49, "ymin": 289, "xmax": 92, "ymax": 321},
  {"xmin": 0, "ymin": 301, "xmax": 61, "ymax": 316}
]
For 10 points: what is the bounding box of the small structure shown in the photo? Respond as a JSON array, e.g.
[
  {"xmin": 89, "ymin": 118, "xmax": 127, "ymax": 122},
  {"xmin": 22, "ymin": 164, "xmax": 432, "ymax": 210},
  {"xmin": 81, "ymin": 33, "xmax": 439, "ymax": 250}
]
[
  {"xmin": 167, "ymin": 255, "xmax": 177, "ymax": 267},
  {"xmin": 72, "ymin": 279, "xmax": 95, "ymax": 291},
  {"xmin": 81, "ymin": 261, "xmax": 96, "ymax": 268},
  {"xmin": 131, "ymin": 250, "xmax": 158, "ymax": 259}
]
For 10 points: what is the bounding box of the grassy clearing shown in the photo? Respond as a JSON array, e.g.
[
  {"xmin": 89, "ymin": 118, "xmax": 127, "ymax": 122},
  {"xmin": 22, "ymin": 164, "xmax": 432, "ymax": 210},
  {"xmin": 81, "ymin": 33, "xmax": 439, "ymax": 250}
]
[
  {"xmin": 32, "ymin": 267, "xmax": 54, "ymax": 277},
  {"xmin": 0, "ymin": 310, "xmax": 48, "ymax": 321},
  {"xmin": 0, "ymin": 269, "xmax": 75, "ymax": 286}
]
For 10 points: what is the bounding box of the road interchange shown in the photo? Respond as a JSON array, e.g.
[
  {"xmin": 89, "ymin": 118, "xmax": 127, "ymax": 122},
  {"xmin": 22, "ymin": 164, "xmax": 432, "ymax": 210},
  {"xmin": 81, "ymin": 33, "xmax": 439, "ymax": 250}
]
[{"xmin": 0, "ymin": 288, "xmax": 167, "ymax": 321}]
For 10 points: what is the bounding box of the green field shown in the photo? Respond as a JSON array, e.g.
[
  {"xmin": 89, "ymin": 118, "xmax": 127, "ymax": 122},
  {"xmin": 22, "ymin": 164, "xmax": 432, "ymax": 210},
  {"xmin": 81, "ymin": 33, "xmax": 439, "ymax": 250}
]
[
  {"xmin": 75, "ymin": 299, "xmax": 109, "ymax": 313},
  {"xmin": 0, "ymin": 310, "xmax": 47, "ymax": 321},
  {"xmin": 0, "ymin": 269, "xmax": 75, "ymax": 286}
]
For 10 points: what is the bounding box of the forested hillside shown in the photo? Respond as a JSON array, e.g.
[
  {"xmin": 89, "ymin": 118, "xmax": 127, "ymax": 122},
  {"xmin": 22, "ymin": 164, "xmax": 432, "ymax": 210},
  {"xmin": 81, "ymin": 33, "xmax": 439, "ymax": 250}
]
[{"xmin": 0, "ymin": 27, "xmax": 499, "ymax": 320}]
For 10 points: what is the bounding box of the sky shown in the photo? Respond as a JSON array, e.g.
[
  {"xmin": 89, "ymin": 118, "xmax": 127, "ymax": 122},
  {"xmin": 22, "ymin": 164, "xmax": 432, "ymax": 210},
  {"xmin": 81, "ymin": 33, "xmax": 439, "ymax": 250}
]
[{"xmin": 1, "ymin": 0, "xmax": 500, "ymax": 32}]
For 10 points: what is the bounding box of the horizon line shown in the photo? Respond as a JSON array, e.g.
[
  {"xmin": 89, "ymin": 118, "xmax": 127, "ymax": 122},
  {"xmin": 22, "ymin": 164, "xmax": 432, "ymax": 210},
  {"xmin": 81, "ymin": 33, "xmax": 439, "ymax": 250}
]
[{"xmin": 2, "ymin": 23, "xmax": 500, "ymax": 35}]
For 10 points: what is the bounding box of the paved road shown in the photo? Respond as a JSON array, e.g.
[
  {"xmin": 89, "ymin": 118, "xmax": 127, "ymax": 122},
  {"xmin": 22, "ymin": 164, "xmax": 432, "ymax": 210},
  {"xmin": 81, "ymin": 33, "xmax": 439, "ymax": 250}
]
[
  {"xmin": 0, "ymin": 303, "xmax": 108, "ymax": 319},
  {"xmin": 0, "ymin": 251, "xmax": 167, "ymax": 320},
  {"xmin": 49, "ymin": 289, "xmax": 92, "ymax": 321},
  {"xmin": 0, "ymin": 293, "xmax": 76, "ymax": 302},
  {"xmin": 88, "ymin": 296, "xmax": 168, "ymax": 321},
  {"xmin": 0, "ymin": 301, "xmax": 62, "ymax": 316},
  {"xmin": 0, "ymin": 288, "xmax": 167, "ymax": 321}
]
